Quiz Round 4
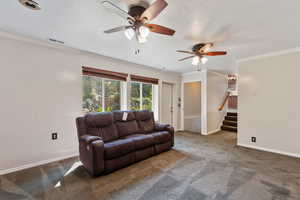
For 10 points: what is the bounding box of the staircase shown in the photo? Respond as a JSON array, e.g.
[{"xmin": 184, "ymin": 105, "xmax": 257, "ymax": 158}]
[{"xmin": 221, "ymin": 112, "xmax": 237, "ymax": 132}]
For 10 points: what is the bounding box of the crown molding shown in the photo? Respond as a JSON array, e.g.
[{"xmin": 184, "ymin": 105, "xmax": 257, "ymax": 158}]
[
  {"xmin": 237, "ymin": 47, "xmax": 300, "ymax": 63},
  {"xmin": 181, "ymin": 69, "xmax": 207, "ymax": 77}
]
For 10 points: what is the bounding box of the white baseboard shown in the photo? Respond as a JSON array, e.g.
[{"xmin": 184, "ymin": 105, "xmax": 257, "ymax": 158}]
[
  {"xmin": 203, "ymin": 128, "xmax": 221, "ymax": 135},
  {"xmin": 0, "ymin": 153, "xmax": 79, "ymax": 175},
  {"xmin": 238, "ymin": 143, "xmax": 300, "ymax": 158}
]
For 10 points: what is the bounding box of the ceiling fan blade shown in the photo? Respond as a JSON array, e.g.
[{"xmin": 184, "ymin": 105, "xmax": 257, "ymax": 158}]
[
  {"xmin": 141, "ymin": 0, "xmax": 168, "ymax": 21},
  {"xmin": 178, "ymin": 56, "xmax": 195, "ymax": 62},
  {"xmin": 146, "ymin": 24, "xmax": 175, "ymax": 35},
  {"xmin": 176, "ymin": 50, "xmax": 195, "ymax": 55},
  {"xmin": 101, "ymin": 1, "xmax": 135, "ymax": 21},
  {"xmin": 104, "ymin": 26, "xmax": 132, "ymax": 34},
  {"xmin": 204, "ymin": 51, "xmax": 227, "ymax": 56}
]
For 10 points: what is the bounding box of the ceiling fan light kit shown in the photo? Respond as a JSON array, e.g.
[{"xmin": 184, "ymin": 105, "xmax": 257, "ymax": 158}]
[
  {"xmin": 124, "ymin": 28, "xmax": 135, "ymax": 40},
  {"xmin": 201, "ymin": 57, "xmax": 208, "ymax": 64},
  {"xmin": 178, "ymin": 43, "xmax": 227, "ymax": 66},
  {"xmin": 192, "ymin": 56, "xmax": 200, "ymax": 66},
  {"xmin": 139, "ymin": 26, "xmax": 150, "ymax": 38},
  {"xmin": 102, "ymin": 0, "xmax": 175, "ymax": 44}
]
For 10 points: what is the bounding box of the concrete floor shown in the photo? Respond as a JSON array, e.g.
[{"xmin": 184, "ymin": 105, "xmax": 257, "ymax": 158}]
[{"xmin": 0, "ymin": 131, "xmax": 299, "ymax": 200}]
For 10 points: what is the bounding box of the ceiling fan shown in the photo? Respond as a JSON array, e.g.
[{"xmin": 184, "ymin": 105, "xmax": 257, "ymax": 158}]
[
  {"xmin": 102, "ymin": 0, "xmax": 175, "ymax": 43},
  {"xmin": 177, "ymin": 43, "xmax": 227, "ymax": 65}
]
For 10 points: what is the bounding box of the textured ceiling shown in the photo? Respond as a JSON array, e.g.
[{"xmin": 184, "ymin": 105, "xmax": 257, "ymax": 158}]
[{"xmin": 1, "ymin": 0, "xmax": 300, "ymax": 74}]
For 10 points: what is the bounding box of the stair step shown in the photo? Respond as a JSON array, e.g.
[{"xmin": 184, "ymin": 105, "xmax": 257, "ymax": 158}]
[
  {"xmin": 227, "ymin": 112, "xmax": 237, "ymax": 117},
  {"xmin": 225, "ymin": 116, "xmax": 237, "ymax": 121},
  {"xmin": 223, "ymin": 120, "xmax": 237, "ymax": 127},
  {"xmin": 221, "ymin": 125, "xmax": 237, "ymax": 132}
]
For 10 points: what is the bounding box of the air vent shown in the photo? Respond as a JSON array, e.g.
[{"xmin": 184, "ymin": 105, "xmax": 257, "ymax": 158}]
[
  {"xmin": 19, "ymin": 0, "xmax": 41, "ymax": 10},
  {"xmin": 49, "ymin": 38, "xmax": 65, "ymax": 45}
]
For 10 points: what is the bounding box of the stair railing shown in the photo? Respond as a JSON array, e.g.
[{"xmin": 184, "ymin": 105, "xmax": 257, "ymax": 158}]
[{"xmin": 219, "ymin": 91, "xmax": 231, "ymax": 111}]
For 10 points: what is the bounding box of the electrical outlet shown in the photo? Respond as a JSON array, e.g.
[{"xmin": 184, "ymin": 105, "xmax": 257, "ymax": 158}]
[
  {"xmin": 52, "ymin": 133, "xmax": 58, "ymax": 140},
  {"xmin": 251, "ymin": 137, "xmax": 256, "ymax": 143}
]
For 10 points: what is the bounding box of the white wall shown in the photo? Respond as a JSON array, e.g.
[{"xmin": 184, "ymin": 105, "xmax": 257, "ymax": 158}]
[
  {"xmin": 206, "ymin": 71, "xmax": 228, "ymax": 134},
  {"xmin": 238, "ymin": 51, "xmax": 300, "ymax": 158},
  {"xmin": 0, "ymin": 32, "xmax": 182, "ymax": 174},
  {"xmin": 184, "ymin": 82, "xmax": 201, "ymax": 132},
  {"xmin": 181, "ymin": 70, "xmax": 227, "ymax": 135},
  {"xmin": 181, "ymin": 71, "xmax": 207, "ymax": 133}
]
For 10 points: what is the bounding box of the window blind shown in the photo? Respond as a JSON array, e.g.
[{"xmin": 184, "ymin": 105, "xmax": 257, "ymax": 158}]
[
  {"xmin": 82, "ymin": 66, "xmax": 128, "ymax": 81},
  {"xmin": 130, "ymin": 74, "xmax": 159, "ymax": 85}
]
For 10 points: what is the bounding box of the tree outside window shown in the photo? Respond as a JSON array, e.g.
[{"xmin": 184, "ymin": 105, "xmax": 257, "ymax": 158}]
[
  {"xmin": 104, "ymin": 79, "xmax": 121, "ymax": 111},
  {"xmin": 130, "ymin": 82, "xmax": 141, "ymax": 111},
  {"xmin": 142, "ymin": 83, "xmax": 152, "ymax": 110},
  {"xmin": 82, "ymin": 75, "xmax": 121, "ymax": 113},
  {"xmin": 130, "ymin": 82, "xmax": 153, "ymax": 111}
]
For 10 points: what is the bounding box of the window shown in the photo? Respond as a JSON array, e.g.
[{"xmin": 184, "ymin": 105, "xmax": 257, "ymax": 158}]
[
  {"xmin": 82, "ymin": 67, "xmax": 158, "ymax": 116},
  {"xmin": 104, "ymin": 79, "xmax": 121, "ymax": 111},
  {"xmin": 130, "ymin": 82, "xmax": 153, "ymax": 111},
  {"xmin": 130, "ymin": 82, "xmax": 140, "ymax": 111},
  {"xmin": 82, "ymin": 75, "xmax": 121, "ymax": 113}
]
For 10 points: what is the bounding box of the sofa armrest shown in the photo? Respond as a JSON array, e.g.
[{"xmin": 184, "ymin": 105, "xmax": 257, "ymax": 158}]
[
  {"xmin": 154, "ymin": 123, "xmax": 175, "ymax": 146},
  {"xmin": 154, "ymin": 123, "xmax": 170, "ymax": 131},
  {"xmin": 79, "ymin": 135, "xmax": 102, "ymax": 145},
  {"xmin": 79, "ymin": 135, "xmax": 105, "ymax": 176}
]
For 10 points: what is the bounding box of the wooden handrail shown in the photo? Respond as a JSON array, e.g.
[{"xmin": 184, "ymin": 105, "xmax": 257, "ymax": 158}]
[{"xmin": 219, "ymin": 92, "xmax": 230, "ymax": 111}]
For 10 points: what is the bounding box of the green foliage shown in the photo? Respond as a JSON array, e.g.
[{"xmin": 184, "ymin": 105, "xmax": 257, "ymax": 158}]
[
  {"xmin": 130, "ymin": 82, "xmax": 153, "ymax": 111},
  {"xmin": 82, "ymin": 76, "xmax": 120, "ymax": 113},
  {"xmin": 142, "ymin": 83, "xmax": 152, "ymax": 111},
  {"xmin": 82, "ymin": 76, "xmax": 153, "ymax": 113}
]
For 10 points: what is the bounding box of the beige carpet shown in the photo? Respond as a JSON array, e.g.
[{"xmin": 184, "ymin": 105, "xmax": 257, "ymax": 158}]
[{"xmin": 1, "ymin": 131, "xmax": 300, "ymax": 200}]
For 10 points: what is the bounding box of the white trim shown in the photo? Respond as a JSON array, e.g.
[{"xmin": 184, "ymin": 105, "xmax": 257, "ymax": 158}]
[
  {"xmin": 182, "ymin": 71, "xmax": 201, "ymax": 77},
  {"xmin": 0, "ymin": 153, "xmax": 79, "ymax": 175},
  {"xmin": 203, "ymin": 128, "xmax": 221, "ymax": 135},
  {"xmin": 237, "ymin": 143, "xmax": 300, "ymax": 159},
  {"xmin": 154, "ymin": 84, "xmax": 159, "ymax": 121},
  {"xmin": 184, "ymin": 115, "xmax": 201, "ymax": 119},
  {"xmin": 237, "ymin": 47, "xmax": 300, "ymax": 63},
  {"xmin": 121, "ymin": 81, "xmax": 127, "ymax": 110},
  {"xmin": 201, "ymin": 70, "xmax": 208, "ymax": 135},
  {"xmin": 180, "ymin": 80, "xmax": 184, "ymax": 130},
  {"xmin": 161, "ymin": 81, "xmax": 176, "ymax": 129},
  {"xmin": 207, "ymin": 70, "xmax": 227, "ymax": 77}
]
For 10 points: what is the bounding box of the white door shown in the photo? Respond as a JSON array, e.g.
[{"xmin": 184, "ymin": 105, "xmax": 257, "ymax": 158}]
[{"xmin": 161, "ymin": 83, "xmax": 174, "ymax": 125}]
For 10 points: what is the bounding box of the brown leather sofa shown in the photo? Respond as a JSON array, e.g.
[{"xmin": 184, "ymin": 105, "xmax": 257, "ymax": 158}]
[{"xmin": 76, "ymin": 110, "xmax": 174, "ymax": 176}]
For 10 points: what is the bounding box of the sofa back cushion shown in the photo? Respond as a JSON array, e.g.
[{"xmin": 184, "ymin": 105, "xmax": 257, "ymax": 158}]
[
  {"xmin": 113, "ymin": 111, "xmax": 141, "ymax": 137},
  {"xmin": 135, "ymin": 110, "xmax": 155, "ymax": 133},
  {"xmin": 84, "ymin": 112, "xmax": 119, "ymax": 142}
]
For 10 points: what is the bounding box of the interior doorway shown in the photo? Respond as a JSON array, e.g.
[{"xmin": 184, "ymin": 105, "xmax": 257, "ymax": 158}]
[
  {"xmin": 161, "ymin": 82, "xmax": 174, "ymax": 126},
  {"xmin": 183, "ymin": 81, "xmax": 201, "ymax": 133}
]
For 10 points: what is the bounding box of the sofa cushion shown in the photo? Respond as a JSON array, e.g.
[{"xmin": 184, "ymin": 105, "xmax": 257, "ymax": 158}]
[
  {"xmin": 85, "ymin": 112, "xmax": 113, "ymax": 127},
  {"xmin": 150, "ymin": 131, "xmax": 171, "ymax": 144},
  {"xmin": 104, "ymin": 138, "xmax": 135, "ymax": 160},
  {"xmin": 138, "ymin": 119, "xmax": 155, "ymax": 133},
  {"xmin": 135, "ymin": 110, "xmax": 153, "ymax": 121},
  {"xmin": 113, "ymin": 111, "xmax": 136, "ymax": 121},
  {"xmin": 84, "ymin": 112, "xmax": 119, "ymax": 142},
  {"xmin": 100, "ymin": 125, "xmax": 119, "ymax": 142},
  {"xmin": 115, "ymin": 121, "xmax": 140, "ymax": 137},
  {"xmin": 114, "ymin": 111, "xmax": 141, "ymax": 137},
  {"xmin": 135, "ymin": 110, "xmax": 155, "ymax": 133},
  {"xmin": 123, "ymin": 134, "xmax": 154, "ymax": 150}
]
